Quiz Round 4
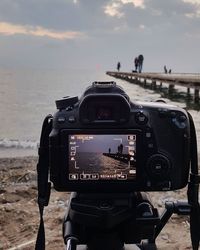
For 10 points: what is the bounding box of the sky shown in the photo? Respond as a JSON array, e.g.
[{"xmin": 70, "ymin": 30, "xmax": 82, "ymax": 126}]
[
  {"xmin": 74, "ymin": 135, "xmax": 130, "ymax": 153},
  {"xmin": 0, "ymin": 0, "xmax": 200, "ymax": 73}
]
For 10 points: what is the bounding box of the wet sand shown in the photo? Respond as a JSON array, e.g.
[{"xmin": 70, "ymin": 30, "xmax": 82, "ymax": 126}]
[{"xmin": 0, "ymin": 156, "xmax": 196, "ymax": 249}]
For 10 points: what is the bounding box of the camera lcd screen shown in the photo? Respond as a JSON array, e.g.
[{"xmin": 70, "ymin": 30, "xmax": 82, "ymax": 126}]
[{"xmin": 68, "ymin": 134, "xmax": 136, "ymax": 181}]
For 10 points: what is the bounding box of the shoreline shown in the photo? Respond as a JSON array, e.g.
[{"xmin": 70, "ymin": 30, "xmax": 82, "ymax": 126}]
[{"xmin": 0, "ymin": 148, "xmax": 38, "ymax": 159}]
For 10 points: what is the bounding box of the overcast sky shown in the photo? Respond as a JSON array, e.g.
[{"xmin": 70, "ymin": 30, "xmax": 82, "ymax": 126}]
[{"xmin": 0, "ymin": 0, "xmax": 199, "ymax": 72}]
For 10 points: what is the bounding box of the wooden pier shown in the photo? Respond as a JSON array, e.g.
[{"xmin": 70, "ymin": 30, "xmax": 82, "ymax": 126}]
[
  {"xmin": 106, "ymin": 71, "xmax": 200, "ymax": 103},
  {"xmin": 103, "ymin": 153, "xmax": 130, "ymax": 163}
]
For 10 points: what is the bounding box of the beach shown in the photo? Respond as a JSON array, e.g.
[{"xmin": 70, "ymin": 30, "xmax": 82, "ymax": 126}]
[
  {"xmin": 0, "ymin": 156, "xmax": 196, "ymax": 250},
  {"xmin": 0, "ymin": 156, "xmax": 69, "ymax": 250}
]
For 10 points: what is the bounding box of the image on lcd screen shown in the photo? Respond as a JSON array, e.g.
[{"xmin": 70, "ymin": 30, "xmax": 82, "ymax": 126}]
[{"xmin": 68, "ymin": 134, "xmax": 136, "ymax": 181}]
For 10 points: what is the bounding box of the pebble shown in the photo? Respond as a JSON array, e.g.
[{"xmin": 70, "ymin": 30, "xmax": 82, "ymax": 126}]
[{"xmin": 161, "ymin": 233, "xmax": 170, "ymax": 242}]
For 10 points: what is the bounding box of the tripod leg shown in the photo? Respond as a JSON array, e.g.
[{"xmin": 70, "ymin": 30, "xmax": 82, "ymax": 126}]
[
  {"xmin": 63, "ymin": 219, "xmax": 79, "ymax": 250},
  {"xmin": 139, "ymin": 240, "xmax": 157, "ymax": 250},
  {"xmin": 65, "ymin": 237, "xmax": 78, "ymax": 250}
]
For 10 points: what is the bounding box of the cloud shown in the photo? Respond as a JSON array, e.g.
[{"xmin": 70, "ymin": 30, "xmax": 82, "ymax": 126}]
[
  {"xmin": 139, "ymin": 24, "xmax": 146, "ymax": 29},
  {"xmin": 182, "ymin": 0, "xmax": 200, "ymax": 18},
  {"xmin": 121, "ymin": 0, "xmax": 145, "ymax": 8},
  {"xmin": 0, "ymin": 22, "xmax": 85, "ymax": 40},
  {"xmin": 104, "ymin": 2, "xmax": 124, "ymax": 18},
  {"xmin": 181, "ymin": 0, "xmax": 200, "ymax": 18},
  {"xmin": 183, "ymin": 0, "xmax": 200, "ymax": 4},
  {"xmin": 104, "ymin": 0, "xmax": 145, "ymax": 18},
  {"xmin": 185, "ymin": 11, "xmax": 200, "ymax": 18}
]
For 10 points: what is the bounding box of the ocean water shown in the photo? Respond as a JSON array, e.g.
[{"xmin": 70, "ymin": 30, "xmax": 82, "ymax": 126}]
[{"xmin": 0, "ymin": 67, "xmax": 200, "ymax": 158}]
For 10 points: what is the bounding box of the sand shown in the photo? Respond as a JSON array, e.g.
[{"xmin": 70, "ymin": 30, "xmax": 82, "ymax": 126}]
[{"xmin": 0, "ymin": 156, "xmax": 196, "ymax": 250}]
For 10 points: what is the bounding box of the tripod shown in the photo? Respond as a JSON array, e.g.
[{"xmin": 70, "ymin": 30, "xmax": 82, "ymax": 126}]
[{"xmin": 63, "ymin": 192, "xmax": 191, "ymax": 250}]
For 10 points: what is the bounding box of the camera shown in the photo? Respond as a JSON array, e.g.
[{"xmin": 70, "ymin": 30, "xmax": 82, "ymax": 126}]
[
  {"xmin": 49, "ymin": 81, "xmax": 190, "ymax": 192},
  {"xmin": 36, "ymin": 81, "xmax": 200, "ymax": 250}
]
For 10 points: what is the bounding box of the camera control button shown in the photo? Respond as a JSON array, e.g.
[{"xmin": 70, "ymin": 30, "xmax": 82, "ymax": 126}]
[
  {"xmin": 58, "ymin": 117, "xmax": 65, "ymax": 123},
  {"xmin": 172, "ymin": 117, "xmax": 187, "ymax": 129},
  {"xmin": 145, "ymin": 132, "xmax": 152, "ymax": 138},
  {"xmin": 178, "ymin": 115, "xmax": 187, "ymax": 122},
  {"xmin": 135, "ymin": 112, "xmax": 148, "ymax": 125},
  {"xmin": 158, "ymin": 108, "xmax": 168, "ymax": 117},
  {"xmin": 147, "ymin": 154, "xmax": 170, "ymax": 179},
  {"xmin": 69, "ymin": 174, "xmax": 78, "ymax": 180},
  {"xmin": 68, "ymin": 116, "xmax": 76, "ymax": 123},
  {"xmin": 148, "ymin": 143, "xmax": 154, "ymax": 148},
  {"xmin": 99, "ymin": 201, "xmax": 112, "ymax": 210},
  {"xmin": 169, "ymin": 111, "xmax": 177, "ymax": 118}
]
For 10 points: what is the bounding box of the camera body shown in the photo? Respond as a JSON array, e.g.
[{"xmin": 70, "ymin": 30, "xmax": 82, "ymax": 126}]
[{"xmin": 49, "ymin": 81, "xmax": 190, "ymax": 192}]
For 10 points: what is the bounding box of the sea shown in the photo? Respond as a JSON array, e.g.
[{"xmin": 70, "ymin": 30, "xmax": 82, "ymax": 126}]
[{"xmin": 0, "ymin": 67, "xmax": 200, "ymax": 158}]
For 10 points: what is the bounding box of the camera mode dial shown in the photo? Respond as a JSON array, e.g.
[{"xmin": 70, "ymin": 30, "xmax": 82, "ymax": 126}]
[{"xmin": 56, "ymin": 96, "xmax": 78, "ymax": 110}]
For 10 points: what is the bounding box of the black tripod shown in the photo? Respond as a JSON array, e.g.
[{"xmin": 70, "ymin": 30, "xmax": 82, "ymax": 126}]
[{"xmin": 63, "ymin": 192, "xmax": 191, "ymax": 250}]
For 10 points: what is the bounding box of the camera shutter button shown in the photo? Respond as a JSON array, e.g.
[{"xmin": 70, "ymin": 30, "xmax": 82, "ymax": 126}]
[{"xmin": 135, "ymin": 112, "xmax": 148, "ymax": 125}]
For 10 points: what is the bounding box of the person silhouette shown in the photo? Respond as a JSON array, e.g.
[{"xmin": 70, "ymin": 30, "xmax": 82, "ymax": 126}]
[
  {"xmin": 117, "ymin": 62, "xmax": 121, "ymax": 71},
  {"xmin": 134, "ymin": 57, "xmax": 139, "ymax": 72},
  {"xmin": 138, "ymin": 54, "xmax": 144, "ymax": 73}
]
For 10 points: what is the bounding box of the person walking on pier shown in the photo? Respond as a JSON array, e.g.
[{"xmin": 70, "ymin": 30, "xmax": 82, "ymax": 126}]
[
  {"xmin": 138, "ymin": 54, "xmax": 144, "ymax": 73},
  {"xmin": 117, "ymin": 62, "xmax": 121, "ymax": 71},
  {"xmin": 118, "ymin": 144, "xmax": 123, "ymax": 154},
  {"xmin": 134, "ymin": 57, "xmax": 139, "ymax": 72}
]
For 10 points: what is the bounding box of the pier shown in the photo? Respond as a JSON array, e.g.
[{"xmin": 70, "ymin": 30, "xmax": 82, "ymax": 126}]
[
  {"xmin": 106, "ymin": 71, "xmax": 200, "ymax": 104},
  {"xmin": 103, "ymin": 153, "xmax": 130, "ymax": 163}
]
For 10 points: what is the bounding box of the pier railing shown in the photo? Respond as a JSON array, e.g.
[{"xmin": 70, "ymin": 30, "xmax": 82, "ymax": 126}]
[{"xmin": 106, "ymin": 71, "xmax": 200, "ymax": 103}]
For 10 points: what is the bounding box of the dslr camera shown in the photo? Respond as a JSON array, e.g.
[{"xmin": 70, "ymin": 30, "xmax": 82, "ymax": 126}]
[
  {"xmin": 49, "ymin": 81, "xmax": 190, "ymax": 192},
  {"xmin": 36, "ymin": 81, "xmax": 200, "ymax": 250}
]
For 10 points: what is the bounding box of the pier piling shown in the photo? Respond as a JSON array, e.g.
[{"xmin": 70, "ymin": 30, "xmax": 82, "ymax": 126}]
[
  {"xmin": 194, "ymin": 89, "xmax": 199, "ymax": 103},
  {"xmin": 168, "ymin": 84, "xmax": 175, "ymax": 95}
]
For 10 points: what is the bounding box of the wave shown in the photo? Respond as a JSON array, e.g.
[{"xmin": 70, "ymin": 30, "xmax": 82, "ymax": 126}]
[{"xmin": 0, "ymin": 138, "xmax": 38, "ymax": 149}]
